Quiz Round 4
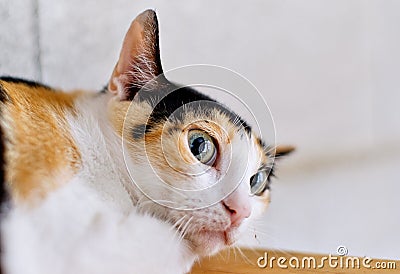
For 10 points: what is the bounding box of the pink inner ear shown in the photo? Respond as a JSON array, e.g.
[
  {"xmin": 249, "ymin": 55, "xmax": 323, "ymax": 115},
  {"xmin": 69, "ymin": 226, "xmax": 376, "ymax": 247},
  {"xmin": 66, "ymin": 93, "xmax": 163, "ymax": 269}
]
[
  {"xmin": 108, "ymin": 20, "xmax": 145, "ymax": 97},
  {"xmin": 108, "ymin": 10, "xmax": 162, "ymax": 100}
]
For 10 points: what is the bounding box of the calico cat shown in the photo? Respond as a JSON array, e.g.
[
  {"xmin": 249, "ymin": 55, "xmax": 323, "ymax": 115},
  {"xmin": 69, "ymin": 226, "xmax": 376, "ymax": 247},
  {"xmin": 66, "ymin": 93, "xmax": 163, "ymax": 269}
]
[{"xmin": 0, "ymin": 10, "xmax": 292, "ymax": 274}]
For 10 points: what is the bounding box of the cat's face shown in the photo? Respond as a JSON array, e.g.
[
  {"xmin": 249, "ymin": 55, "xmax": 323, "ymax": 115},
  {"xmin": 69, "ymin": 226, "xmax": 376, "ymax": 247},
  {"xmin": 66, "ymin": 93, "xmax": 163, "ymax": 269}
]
[
  {"xmin": 107, "ymin": 10, "xmax": 292, "ymax": 256},
  {"xmin": 109, "ymin": 86, "xmax": 273, "ymax": 256}
]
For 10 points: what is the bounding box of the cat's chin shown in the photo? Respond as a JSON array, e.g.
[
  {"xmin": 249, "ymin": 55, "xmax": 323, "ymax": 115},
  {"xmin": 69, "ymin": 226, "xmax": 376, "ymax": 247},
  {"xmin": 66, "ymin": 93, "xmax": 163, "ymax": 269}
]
[{"xmin": 188, "ymin": 228, "xmax": 238, "ymax": 257}]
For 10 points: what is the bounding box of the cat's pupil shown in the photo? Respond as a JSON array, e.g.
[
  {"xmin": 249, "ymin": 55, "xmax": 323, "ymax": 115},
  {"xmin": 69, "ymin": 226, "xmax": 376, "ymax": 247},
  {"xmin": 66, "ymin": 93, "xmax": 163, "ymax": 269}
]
[
  {"xmin": 250, "ymin": 170, "xmax": 271, "ymax": 196},
  {"xmin": 190, "ymin": 137, "xmax": 206, "ymax": 156},
  {"xmin": 187, "ymin": 129, "xmax": 217, "ymax": 166}
]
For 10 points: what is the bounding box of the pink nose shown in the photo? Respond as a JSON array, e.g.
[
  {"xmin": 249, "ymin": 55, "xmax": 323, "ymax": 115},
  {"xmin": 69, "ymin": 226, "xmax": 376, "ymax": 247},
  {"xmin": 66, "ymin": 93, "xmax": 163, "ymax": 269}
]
[{"xmin": 222, "ymin": 189, "xmax": 251, "ymax": 227}]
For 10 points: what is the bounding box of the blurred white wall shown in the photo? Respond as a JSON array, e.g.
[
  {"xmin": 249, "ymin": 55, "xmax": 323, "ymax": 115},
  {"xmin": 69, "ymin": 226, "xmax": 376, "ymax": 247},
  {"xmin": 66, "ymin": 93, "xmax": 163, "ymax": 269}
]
[{"xmin": 1, "ymin": 0, "xmax": 399, "ymax": 260}]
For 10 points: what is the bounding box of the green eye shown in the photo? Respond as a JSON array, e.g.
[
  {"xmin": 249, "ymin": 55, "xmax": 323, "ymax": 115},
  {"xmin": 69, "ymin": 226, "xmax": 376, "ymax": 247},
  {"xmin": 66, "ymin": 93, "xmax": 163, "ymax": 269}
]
[
  {"xmin": 249, "ymin": 169, "xmax": 271, "ymax": 196},
  {"xmin": 188, "ymin": 130, "xmax": 217, "ymax": 166}
]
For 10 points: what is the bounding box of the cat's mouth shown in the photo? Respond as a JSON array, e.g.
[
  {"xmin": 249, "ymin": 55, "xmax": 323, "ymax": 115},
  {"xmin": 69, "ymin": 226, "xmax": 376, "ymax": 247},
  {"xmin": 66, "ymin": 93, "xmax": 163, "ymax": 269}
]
[
  {"xmin": 184, "ymin": 227, "xmax": 240, "ymax": 256},
  {"xmin": 223, "ymin": 229, "xmax": 237, "ymax": 245}
]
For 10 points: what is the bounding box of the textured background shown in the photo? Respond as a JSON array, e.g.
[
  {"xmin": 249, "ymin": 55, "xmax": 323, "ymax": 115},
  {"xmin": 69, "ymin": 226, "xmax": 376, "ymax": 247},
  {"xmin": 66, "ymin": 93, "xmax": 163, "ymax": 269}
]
[{"xmin": 1, "ymin": 0, "xmax": 399, "ymax": 260}]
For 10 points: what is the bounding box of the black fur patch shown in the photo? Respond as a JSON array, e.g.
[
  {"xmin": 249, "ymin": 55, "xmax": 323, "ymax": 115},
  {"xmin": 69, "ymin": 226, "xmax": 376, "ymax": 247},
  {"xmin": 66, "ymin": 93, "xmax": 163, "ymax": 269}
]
[
  {"xmin": 131, "ymin": 124, "xmax": 146, "ymax": 140},
  {"xmin": 0, "ymin": 84, "xmax": 8, "ymax": 102},
  {"xmin": 0, "ymin": 76, "xmax": 53, "ymax": 90},
  {"xmin": 137, "ymin": 84, "xmax": 252, "ymax": 135},
  {"xmin": 99, "ymin": 85, "xmax": 108, "ymax": 94}
]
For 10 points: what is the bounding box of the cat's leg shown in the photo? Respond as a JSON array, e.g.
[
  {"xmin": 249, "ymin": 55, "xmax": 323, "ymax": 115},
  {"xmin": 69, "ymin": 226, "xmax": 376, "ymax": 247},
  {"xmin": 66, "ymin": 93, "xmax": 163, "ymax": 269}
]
[{"xmin": 1, "ymin": 178, "xmax": 196, "ymax": 274}]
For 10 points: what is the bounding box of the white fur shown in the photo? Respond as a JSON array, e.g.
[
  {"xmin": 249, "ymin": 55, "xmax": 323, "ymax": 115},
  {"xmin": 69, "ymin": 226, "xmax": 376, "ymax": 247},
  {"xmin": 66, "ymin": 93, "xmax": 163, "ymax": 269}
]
[{"xmin": 1, "ymin": 180, "xmax": 195, "ymax": 274}]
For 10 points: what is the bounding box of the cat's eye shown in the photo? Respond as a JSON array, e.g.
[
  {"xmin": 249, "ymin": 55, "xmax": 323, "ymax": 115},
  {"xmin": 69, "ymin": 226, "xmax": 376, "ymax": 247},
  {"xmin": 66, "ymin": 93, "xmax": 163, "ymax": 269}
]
[
  {"xmin": 187, "ymin": 130, "xmax": 217, "ymax": 166},
  {"xmin": 249, "ymin": 169, "xmax": 271, "ymax": 196}
]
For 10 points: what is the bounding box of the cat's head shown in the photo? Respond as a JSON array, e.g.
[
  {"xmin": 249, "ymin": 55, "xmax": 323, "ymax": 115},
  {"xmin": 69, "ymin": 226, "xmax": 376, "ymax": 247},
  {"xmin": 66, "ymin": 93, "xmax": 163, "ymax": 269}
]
[{"xmin": 106, "ymin": 10, "xmax": 293, "ymax": 256}]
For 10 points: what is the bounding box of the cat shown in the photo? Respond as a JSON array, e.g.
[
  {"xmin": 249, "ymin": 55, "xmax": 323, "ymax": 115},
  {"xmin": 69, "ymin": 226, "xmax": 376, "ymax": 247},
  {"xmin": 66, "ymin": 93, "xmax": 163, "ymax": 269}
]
[{"xmin": 0, "ymin": 9, "xmax": 293, "ymax": 274}]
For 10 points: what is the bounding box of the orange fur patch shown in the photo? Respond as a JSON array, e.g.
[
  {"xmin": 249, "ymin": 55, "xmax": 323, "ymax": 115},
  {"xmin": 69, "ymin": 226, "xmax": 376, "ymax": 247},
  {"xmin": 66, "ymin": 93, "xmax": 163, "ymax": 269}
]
[{"xmin": 0, "ymin": 81, "xmax": 82, "ymax": 204}]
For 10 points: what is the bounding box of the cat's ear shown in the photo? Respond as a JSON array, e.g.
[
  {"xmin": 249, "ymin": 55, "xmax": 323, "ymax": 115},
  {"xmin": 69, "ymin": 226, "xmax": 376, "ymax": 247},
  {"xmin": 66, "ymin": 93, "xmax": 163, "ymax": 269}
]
[
  {"xmin": 274, "ymin": 145, "xmax": 295, "ymax": 158},
  {"xmin": 108, "ymin": 10, "xmax": 163, "ymax": 100}
]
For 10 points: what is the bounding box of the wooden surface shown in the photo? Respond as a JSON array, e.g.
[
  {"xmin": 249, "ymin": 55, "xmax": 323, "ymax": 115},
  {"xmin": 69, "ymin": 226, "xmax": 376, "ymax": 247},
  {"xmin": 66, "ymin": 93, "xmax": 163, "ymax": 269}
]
[{"xmin": 191, "ymin": 249, "xmax": 398, "ymax": 273}]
